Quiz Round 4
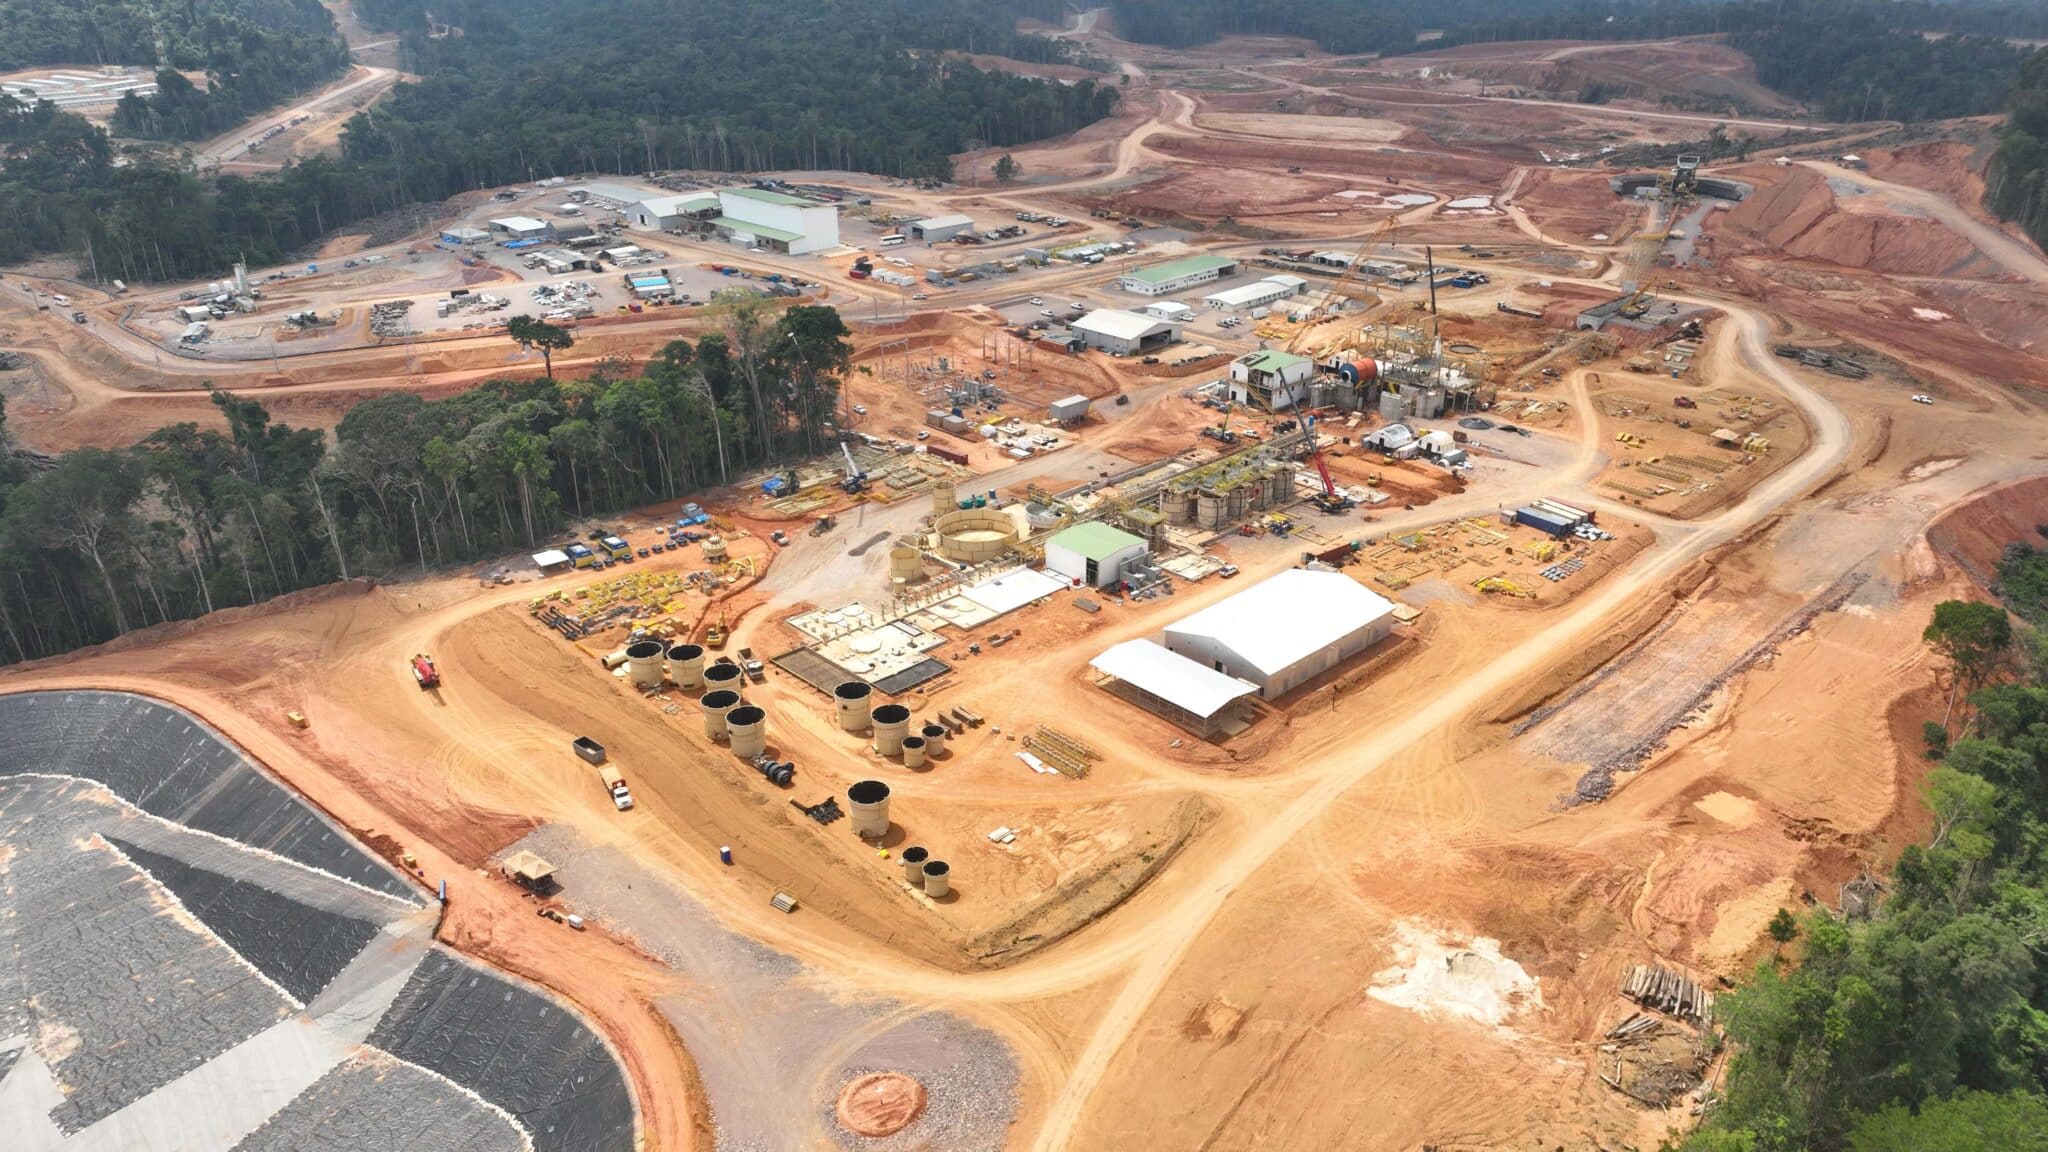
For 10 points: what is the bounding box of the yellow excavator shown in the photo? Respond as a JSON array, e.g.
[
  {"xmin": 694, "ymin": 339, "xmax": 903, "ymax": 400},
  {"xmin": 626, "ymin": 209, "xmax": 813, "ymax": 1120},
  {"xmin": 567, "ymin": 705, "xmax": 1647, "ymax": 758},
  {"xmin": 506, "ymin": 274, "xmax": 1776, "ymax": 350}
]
[{"xmin": 703, "ymin": 606, "xmax": 729, "ymax": 649}]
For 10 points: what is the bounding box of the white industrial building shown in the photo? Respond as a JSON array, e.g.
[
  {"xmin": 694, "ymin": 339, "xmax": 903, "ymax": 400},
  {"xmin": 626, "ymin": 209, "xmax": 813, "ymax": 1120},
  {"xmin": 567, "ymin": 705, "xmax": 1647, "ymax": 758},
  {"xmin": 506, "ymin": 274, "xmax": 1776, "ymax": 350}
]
[
  {"xmin": 1090, "ymin": 639, "xmax": 1259, "ymax": 736},
  {"xmin": 627, "ymin": 193, "xmax": 719, "ymax": 231},
  {"xmin": 1202, "ymin": 275, "xmax": 1308, "ymax": 312},
  {"xmin": 1044, "ymin": 522, "xmax": 1148, "ymax": 589},
  {"xmin": 1164, "ymin": 568, "xmax": 1397, "ymax": 698},
  {"xmin": 908, "ymin": 214, "xmax": 975, "ymax": 243},
  {"xmin": 1071, "ymin": 309, "xmax": 1181, "ymax": 356},
  {"xmin": 1116, "ymin": 254, "xmax": 1240, "ymax": 296},
  {"xmin": 1143, "ymin": 301, "xmax": 1194, "ymax": 322},
  {"xmin": 488, "ymin": 216, "xmax": 551, "ymax": 241},
  {"xmin": 1229, "ymin": 349, "xmax": 1315, "ymax": 410},
  {"xmin": 713, "ymin": 187, "xmax": 840, "ymax": 255}
]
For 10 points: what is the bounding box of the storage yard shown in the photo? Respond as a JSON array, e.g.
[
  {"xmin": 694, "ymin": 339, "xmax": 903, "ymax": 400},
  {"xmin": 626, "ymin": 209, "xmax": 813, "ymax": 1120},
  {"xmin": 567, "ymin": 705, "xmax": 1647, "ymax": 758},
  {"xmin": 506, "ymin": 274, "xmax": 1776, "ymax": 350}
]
[{"xmin": 6, "ymin": 13, "xmax": 2048, "ymax": 1152}]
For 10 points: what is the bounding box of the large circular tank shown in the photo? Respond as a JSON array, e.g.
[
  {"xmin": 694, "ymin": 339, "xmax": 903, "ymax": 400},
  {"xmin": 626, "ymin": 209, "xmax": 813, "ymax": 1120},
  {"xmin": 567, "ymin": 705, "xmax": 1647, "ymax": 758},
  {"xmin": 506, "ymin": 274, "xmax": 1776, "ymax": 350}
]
[
  {"xmin": 900, "ymin": 735, "xmax": 926, "ymax": 769},
  {"xmin": 1023, "ymin": 501, "xmax": 1065, "ymax": 531},
  {"xmin": 726, "ymin": 705, "xmax": 767, "ymax": 758},
  {"xmin": 932, "ymin": 508, "xmax": 1017, "ymax": 564},
  {"xmin": 701, "ymin": 689, "xmax": 741, "ymax": 740},
  {"xmin": 666, "ymin": 642, "xmax": 706, "ymax": 689},
  {"xmin": 848, "ymin": 780, "xmax": 891, "ymax": 838},
  {"xmin": 871, "ymin": 703, "xmax": 912, "ymax": 756},
  {"xmin": 900, "ymin": 845, "xmax": 929, "ymax": 885},
  {"xmin": 921, "ymin": 859, "xmax": 951, "ymax": 899},
  {"xmin": 625, "ymin": 640, "xmax": 665, "ymax": 689},
  {"xmin": 919, "ymin": 723, "xmax": 947, "ymax": 756},
  {"xmin": 887, "ymin": 546, "xmax": 922, "ymax": 585},
  {"xmin": 702, "ymin": 535, "xmax": 728, "ymax": 561},
  {"xmin": 703, "ymin": 661, "xmax": 743, "ymax": 692},
  {"xmin": 835, "ymin": 682, "xmax": 874, "ymax": 732}
]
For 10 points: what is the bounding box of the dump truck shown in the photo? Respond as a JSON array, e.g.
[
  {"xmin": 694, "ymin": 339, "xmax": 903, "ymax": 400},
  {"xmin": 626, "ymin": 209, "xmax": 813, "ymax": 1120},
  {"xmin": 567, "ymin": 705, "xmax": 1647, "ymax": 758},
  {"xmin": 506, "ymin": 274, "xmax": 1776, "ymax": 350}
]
[
  {"xmin": 599, "ymin": 764, "xmax": 634, "ymax": 810},
  {"xmin": 739, "ymin": 647, "xmax": 765, "ymax": 683},
  {"xmin": 410, "ymin": 654, "xmax": 440, "ymax": 689}
]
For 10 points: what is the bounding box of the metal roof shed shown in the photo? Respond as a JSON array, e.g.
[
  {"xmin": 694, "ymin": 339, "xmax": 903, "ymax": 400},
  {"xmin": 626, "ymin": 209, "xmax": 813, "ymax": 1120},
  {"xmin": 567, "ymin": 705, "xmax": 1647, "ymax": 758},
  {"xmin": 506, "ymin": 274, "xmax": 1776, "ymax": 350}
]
[
  {"xmin": 1091, "ymin": 640, "xmax": 1258, "ymax": 735},
  {"xmin": 1164, "ymin": 568, "xmax": 1397, "ymax": 699},
  {"xmin": 1045, "ymin": 523, "xmax": 1147, "ymax": 588}
]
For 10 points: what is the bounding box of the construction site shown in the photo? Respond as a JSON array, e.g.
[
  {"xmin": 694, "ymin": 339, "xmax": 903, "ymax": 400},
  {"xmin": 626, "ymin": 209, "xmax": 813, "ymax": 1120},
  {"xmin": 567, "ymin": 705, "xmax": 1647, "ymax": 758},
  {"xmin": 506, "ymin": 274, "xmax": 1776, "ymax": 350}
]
[{"xmin": 8, "ymin": 10, "xmax": 2048, "ymax": 1152}]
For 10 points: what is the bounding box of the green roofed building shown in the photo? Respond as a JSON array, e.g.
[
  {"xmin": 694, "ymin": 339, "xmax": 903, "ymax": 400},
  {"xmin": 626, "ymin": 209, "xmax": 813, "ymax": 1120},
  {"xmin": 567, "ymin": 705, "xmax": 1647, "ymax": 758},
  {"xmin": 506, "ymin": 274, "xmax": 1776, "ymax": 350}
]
[
  {"xmin": 1115, "ymin": 254, "xmax": 1242, "ymax": 296},
  {"xmin": 714, "ymin": 187, "xmax": 840, "ymax": 254},
  {"xmin": 1044, "ymin": 522, "xmax": 1149, "ymax": 589}
]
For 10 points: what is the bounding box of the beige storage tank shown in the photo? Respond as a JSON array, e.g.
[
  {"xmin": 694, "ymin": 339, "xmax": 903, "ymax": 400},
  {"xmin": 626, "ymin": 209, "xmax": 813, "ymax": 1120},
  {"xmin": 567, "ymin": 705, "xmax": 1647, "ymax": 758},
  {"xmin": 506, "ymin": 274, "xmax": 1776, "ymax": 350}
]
[
  {"xmin": 601, "ymin": 647, "xmax": 631, "ymax": 670},
  {"xmin": 702, "ymin": 661, "xmax": 743, "ymax": 694},
  {"xmin": 834, "ymin": 682, "xmax": 874, "ymax": 732},
  {"xmin": 932, "ymin": 508, "xmax": 1017, "ymax": 564},
  {"xmin": 666, "ymin": 642, "xmax": 706, "ymax": 689},
  {"xmin": 726, "ymin": 705, "xmax": 767, "ymax": 758},
  {"xmin": 900, "ymin": 735, "xmax": 926, "ymax": 769},
  {"xmin": 900, "ymin": 845, "xmax": 929, "ymax": 885},
  {"xmin": 624, "ymin": 640, "xmax": 665, "ymax": 689},
  {"xmin": 700, "ymin": 689, "xmax": 741, "ymax": 741},
  {"xmin": 931, "ymin": 483, "xmax": 956, "ymax": 519},
  {"xmin": 702, "ymin": 534, "xmax": 728, "ymax": 562},
  {"xmin": 871, "ymin": 703, "xmax": 912, "ymax": 756},
  {"xmin": 887, "ymin": 546, "xmax": 922, "ymax": 585},
  {"xmin": 847, "ymin": 780, "xmax": 891, "ymax": 838},
  {"xmin": 919, "ymin": 723, "xmax": 947, "ymax": 756},
  {"xmin": 921, "ymin": 859, "xmax": 951, "ymax": 898}
]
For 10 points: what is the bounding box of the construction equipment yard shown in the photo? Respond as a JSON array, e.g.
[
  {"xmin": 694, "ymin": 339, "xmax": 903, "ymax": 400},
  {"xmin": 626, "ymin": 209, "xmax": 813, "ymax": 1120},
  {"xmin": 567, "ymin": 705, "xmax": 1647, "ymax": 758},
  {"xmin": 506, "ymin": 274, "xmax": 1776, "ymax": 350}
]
[{"xmin": 7, "ymin": 12, "xmax": 2048, "ymax": 1152}]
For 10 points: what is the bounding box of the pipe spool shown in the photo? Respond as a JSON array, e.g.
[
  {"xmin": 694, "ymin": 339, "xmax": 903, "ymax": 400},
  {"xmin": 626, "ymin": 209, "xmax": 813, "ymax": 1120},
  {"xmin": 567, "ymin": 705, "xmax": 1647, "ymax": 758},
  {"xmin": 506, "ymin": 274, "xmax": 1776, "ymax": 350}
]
[
  {"xmin": 919, "ymin": 724, "xmax": 947, "ymax": 756},
  {"xmin": 601, "ymin": 647, "xmax": 631, "ymax": 670},
  {"xmin": 847, "ymin": 780, "xmax": 891, "ymax": 839},
  {"xmin": 703, "ymin": 661, "xmax": 743, "ymax": 691},
  {"xmin": 753, "ymin": 757, "xmax": 794, "ymax": 787},
  {"xmin": 666, "ymin": 642, "xmax": 706, "ymax": 689},
  {"xmin": 726, "ymin": 705, "xmax": 767, "ymax": 758},
  {"xmin": 920, "ymin": 859, "xmax": 951, "ymax": 899},
  {"xmin": 625, "ymin": 640, "xmax": 666, "ymax": 689},
  {"xmin": 870, "ymin": 703, "xmax": 912, "ymax": 756},
  {"xmin": 700, "ymin": 689, "xmax": 741, "ymax": 740},
  {"xmin": 900, "ymin": 845, "xmax": 929, "ymax": 885},
  {"xmin": 900, "ymin": 735, "xmax": 926, "ymax": 769},
  {"xmin": 834, "ymin": 681, "xmax": 874, "ymax": 732}
]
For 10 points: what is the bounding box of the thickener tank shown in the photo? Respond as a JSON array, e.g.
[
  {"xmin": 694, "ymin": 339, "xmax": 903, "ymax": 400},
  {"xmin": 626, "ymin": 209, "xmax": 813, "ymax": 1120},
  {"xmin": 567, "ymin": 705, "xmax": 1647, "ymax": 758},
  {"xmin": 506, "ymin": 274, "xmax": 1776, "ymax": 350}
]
[
  {"xmin": 900, "ymin": 735, "xmax": 926, "ymax": 769},
  {"xmin": 921, "ymin": 859, "xmax": 951, "ymax": 898},
  {"xmin": 666, "ymin": 642, "xmax": 706, "ymax": 689},
  {"xmin": 700, "ymin": 689, "xmax": 740, "ymax": 741},
  {"xmin": 625, "ymin": 640, "xmax": 665, "ymax": 689},
  {"xmin": 847, "ymin": 780, "xmax": 891, "ymax": 838},
  {"xmin": 871, "ymin": 704, "xmax": 912, "ymax": 756},
  {"xmin": 703, "ymin": 661, "xmax": 743, "ymax": 693},
  {"xmin": 834, "ymin": 682, "xmax": 874, "ymax": 732},
  {"xmin": 726, "ymin": 705, "xmax": 767, "ymax": 758},
  {"xmin": 919, "ymin": 723, "xmax": 947, "ymax": 756},
  {"xmin": 900, "ymin": 845, "xmax": 929, "ymax": 885}
]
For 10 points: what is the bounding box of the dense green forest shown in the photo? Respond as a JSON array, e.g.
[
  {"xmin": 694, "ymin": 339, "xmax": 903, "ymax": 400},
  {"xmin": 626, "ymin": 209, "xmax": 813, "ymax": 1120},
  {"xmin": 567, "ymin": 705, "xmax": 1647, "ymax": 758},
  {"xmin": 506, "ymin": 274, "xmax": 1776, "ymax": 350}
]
[
  {"xmin": 1676, "ymin": 575, "xmax": 2048, "ymax": 1150},
  {"xmin": 1101, "ymin": 0, "xmax": 1584, "ymax": 56},
  {"xmin": 0, "ymin": 298, "xmax": 849, "ymax": 659},
  {"xmin": 0, "ymin": 0, "xmax": 1116, "ymax": 279},
  {"xmin": 0, "ymin": 0, "xmax": 348, "ymax": 142},
  {"xmin": 1988, "ymin": 50, "xmax": 2048, "ymax": 255}
]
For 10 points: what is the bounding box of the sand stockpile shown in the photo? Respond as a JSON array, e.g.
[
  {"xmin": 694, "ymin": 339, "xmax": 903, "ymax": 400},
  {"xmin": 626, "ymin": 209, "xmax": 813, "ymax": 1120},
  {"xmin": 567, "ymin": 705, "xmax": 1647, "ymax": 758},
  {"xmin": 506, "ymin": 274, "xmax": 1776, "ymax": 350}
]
[
  {"xmin": 837, "ymin": 1072, "xmax": 929, "ymax": 1137},
  {"xmin": 1366, "ymin": 920, "xmax": 1544, "ymax": 1030}
]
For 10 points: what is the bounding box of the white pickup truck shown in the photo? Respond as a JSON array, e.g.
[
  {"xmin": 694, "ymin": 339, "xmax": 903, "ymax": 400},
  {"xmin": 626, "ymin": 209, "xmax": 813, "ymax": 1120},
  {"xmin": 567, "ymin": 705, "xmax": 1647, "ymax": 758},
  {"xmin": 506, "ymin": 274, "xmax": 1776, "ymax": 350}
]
[{"xmin": 599, "ymin": 764, "xmax": 634, "ymax": 811}]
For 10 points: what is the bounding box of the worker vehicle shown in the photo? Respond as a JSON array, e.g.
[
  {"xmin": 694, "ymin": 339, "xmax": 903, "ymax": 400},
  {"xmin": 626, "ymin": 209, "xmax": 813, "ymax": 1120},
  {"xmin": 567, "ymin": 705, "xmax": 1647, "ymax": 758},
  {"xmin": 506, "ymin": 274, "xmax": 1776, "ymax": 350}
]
[
  {"xmin": 573, "ymin": 736, "xmax": 607, "ymax": 764},
  {"xmin": 704, "ymin": 608, "xmax": 729, "ymax": 648},
  {"xmin": 852, "ymin": 404, "xmax": 868, "ymax": 415},
  {"xmin": 71, "ymin": 311, "xmax": 87, "ymax": 324},
  {"xmin": 598, "ymin": 764, "xmax": 634, "ymax": 810},
  {"xmin": 599, "ymin": 535, "xmax": 632, "ymax": 560},
  {"xmin": 769, "ymin": 529, "xmax": 789, "ymax": 545},
  {"xmin": 809, "ymin": 514, "xmax": 836, "ymax": 537},
  {"xmin": 1911, "ymin": 394, "xmax": 1934, "ymax": 405},
  {"xmin": 410, "ymin": 654, "xmax": 440, "ymax": 689},
  {"xmin": 739, "ymin": 647, "xmax": 765, "ymax": 682},
  {"xmin": 1218, "ymin": 564, "xmax": 1240, "ymax": 579},
  {"xmin": 1674, "ymin": 396, "xmax": 1697, "ymax": 409},
  {"xmin": 566, "ymin": 542, "xmax": 598, "ymax": 568}
]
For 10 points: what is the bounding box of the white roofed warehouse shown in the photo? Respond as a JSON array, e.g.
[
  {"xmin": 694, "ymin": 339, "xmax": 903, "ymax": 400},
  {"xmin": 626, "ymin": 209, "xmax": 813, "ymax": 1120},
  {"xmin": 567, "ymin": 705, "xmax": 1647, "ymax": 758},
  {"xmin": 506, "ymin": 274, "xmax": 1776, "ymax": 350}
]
[
  {"xmin": 1071, "ymin": 309, "xmax": 1180, "ymax": 356},
  {"xmin": 1164, "ymin": 569, "xmax": 1397, "ymax": 699},
  {"xmin": 714, "ymin": 187, "xmax": 841, "ymax": 255},
  {"xmin": 1116, "ymin": 254, "xmax": 1240, "ymax": 296},
  {"xmin": 1044, "ymin": 522, "xmax": 1148, "ymax": 589}
]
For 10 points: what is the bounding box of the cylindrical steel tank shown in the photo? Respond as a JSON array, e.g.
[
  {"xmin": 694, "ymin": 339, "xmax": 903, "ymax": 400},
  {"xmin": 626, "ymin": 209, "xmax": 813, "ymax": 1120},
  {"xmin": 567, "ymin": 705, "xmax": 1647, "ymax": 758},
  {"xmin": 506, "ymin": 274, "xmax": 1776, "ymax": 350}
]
[
  {"xmin": 919, "ymin": 723, "xmax": 947, "ymax": 756},
  {"xmin": 921, "ymin": 859, "xmax": 951, "ymax": 898},
  {"xmin": 702, "ymin": 534, "xmax": 728, "ymax": 561},
  {"xmin": 900, "ymin": 846, "xmax": 929, "ymax": 885},
  {"xmin": 931, "ymin": 483, "xmax": 956, "ymax": 518},
  {"xmin": 901, "ymin": 735, "xmax": 926, "ymax": 769},
  {"xmin": 601, "ymin": 647, "xmax": 631, "ymax": 670},
  {"xmin": 700, "ymin": 689, "xmax": 741, "ymax": 741},
  {"xmin": 625, "ymin": 640, "xmax": 665, "ymax": 689},
  {"xmin": 887, "ymin": 546, "xmax": 922, "ymax": 585},
  {"xmin": 847, "ymin": 780, "xmax": 891, "ymax": 838},
  {"xmin": 703, "ymin": 661, "xmax": 743, "ymax": 693},
  {"xmin": 726, "ymin": 705, "xmax": 767, "ymax": 758},
  {"xmin": 871, "ymin": 703, "xmax": 912, "ymax": 756},
  {"xmin": 666, "ymin": 642, "xmax": 706, "ymax": 689},
  {"xmin": 835, "ymin": 682, "xmax": 874, "ymax": 732}
]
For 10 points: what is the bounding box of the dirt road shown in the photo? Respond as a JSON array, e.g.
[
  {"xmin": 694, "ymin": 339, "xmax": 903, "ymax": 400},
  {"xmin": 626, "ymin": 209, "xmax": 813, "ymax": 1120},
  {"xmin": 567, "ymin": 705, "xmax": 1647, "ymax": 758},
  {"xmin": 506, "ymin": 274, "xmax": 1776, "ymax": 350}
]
[
  {"xmin": 1797, "ymin": 159, "xmax": 2048, "ymax": 285},
  {"xmin": 198, "ymin": 62, "xmax": 399, "ymax": 168}
]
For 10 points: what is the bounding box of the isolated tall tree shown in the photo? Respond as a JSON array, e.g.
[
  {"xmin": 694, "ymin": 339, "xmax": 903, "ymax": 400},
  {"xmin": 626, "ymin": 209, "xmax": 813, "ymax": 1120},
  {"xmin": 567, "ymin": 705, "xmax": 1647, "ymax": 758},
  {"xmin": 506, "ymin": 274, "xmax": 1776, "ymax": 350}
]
[
  {"xmin": 993, "ymin": 153, "xmax": 1020, "ymax": 183},
  {"xmin": 507, "ymin": 315, "xmax": 575, "ymax": 380},
  {"xmin": 1924, "ymin": 599, "xmax": 2014, "ymax": 726}
]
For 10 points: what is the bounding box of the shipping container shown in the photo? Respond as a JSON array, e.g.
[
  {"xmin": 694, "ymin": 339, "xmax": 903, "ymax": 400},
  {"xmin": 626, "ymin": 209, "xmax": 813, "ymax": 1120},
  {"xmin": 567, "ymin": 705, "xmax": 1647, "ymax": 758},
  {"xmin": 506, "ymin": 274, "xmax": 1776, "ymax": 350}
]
[
  {"xmin": 1514, "ymin": 507, "xmax": 1573, "ymax": 537},
  {"xmin": 925, "ymin": 443, "xmax": 969, "ymax": 466}
]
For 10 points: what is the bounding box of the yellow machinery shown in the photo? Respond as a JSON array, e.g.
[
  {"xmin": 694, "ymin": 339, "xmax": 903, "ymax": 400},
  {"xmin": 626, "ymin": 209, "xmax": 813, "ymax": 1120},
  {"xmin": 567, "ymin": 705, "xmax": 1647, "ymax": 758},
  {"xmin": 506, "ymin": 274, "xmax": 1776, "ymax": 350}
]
[{"xmin": 703, "ymin": 606, "xmax": 728, "ymax": 649}]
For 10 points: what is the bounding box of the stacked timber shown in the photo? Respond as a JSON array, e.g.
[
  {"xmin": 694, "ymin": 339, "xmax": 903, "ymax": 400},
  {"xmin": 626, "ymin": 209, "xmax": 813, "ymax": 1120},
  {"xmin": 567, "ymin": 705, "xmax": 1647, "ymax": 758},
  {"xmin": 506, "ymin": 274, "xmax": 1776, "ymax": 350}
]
[{"xmin": 1623, "ymin": 963, "xmax": 1712, "ymax": 1022}]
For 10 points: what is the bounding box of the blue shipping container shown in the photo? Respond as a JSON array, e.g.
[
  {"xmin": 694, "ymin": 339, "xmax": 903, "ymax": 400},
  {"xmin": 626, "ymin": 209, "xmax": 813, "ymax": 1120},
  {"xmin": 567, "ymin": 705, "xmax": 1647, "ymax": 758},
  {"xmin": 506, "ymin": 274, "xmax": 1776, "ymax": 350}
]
[{"xmin": 1515, "ymin": 507, "xmax": 1573, "ymax": 537}]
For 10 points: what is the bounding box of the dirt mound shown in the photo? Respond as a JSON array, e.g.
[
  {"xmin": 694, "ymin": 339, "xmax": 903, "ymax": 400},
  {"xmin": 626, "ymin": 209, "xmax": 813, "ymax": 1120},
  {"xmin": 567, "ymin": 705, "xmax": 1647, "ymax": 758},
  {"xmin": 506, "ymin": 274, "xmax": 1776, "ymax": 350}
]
[
  {"xmin": 1721, "ymin": 164, "xmax": 1992, "ymax": 277},
  {"xmin": 1926, "ymin": 475, "xmax": 2048, "ymax": 588},
  {"xmin": 1863, "ymin": 138, "xmax": 1991, "ymax": 209},
  {"xmin": 836, "ymin": 1072, "xmax": 928, "ymax": 1137}
]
